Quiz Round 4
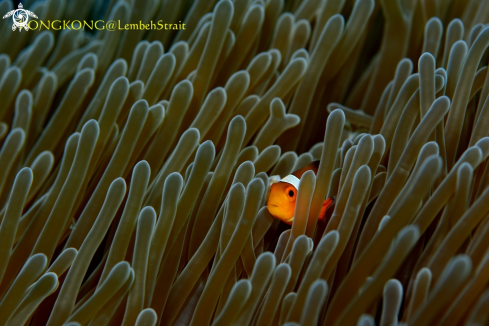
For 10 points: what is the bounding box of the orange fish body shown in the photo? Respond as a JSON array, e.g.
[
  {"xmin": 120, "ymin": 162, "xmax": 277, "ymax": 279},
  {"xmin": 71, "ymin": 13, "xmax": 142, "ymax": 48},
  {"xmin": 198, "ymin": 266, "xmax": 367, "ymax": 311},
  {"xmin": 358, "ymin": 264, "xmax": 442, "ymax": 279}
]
[{"xmin": 267, "ymin": 160, "xmax": 335, "ymax": 225}]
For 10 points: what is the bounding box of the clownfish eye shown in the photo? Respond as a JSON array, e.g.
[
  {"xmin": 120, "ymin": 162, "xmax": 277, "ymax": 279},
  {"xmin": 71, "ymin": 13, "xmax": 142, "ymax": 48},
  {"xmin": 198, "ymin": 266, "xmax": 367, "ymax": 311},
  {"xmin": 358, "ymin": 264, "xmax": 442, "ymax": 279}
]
[{"xmin": 285, "ymin": 185, "xmax": 296, "ymax": 201}]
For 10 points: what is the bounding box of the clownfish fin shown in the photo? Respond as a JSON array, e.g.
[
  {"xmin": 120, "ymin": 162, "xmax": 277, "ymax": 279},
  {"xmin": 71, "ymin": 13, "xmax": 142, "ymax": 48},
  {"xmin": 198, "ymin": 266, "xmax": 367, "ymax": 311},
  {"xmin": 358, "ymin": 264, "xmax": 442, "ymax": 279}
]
[
  {"xmin": 319, "ymin": 197, "xmax": 335, "ymax": 221},
  {"xmin": 292, "ymin": 160, "xmax": 320, "ymax": 178}
]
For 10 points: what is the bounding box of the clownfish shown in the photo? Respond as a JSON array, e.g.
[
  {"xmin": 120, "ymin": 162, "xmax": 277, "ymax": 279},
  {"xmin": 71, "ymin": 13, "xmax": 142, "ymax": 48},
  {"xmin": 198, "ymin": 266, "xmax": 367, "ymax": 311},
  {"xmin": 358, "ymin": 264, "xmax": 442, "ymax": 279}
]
[{"xmin": 267, "ymin": 160, "xmax": 335, "ymax": 225}]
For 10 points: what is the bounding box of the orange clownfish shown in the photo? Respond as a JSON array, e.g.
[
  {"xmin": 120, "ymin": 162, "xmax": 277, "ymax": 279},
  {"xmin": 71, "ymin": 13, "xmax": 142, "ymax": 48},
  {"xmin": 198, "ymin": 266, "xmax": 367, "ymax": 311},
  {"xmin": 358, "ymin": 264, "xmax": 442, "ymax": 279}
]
[{"xmin": 267, "ymin": 160, "xmax": 335, "ymax": 225}]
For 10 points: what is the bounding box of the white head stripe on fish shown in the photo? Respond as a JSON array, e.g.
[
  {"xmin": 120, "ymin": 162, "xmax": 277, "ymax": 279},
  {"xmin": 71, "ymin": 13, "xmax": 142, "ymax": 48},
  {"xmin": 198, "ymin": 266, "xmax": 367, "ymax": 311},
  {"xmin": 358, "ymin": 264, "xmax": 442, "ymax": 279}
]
[{"xmin": 279, "ymin": 174, "xmax": 300, "ymax": 188}]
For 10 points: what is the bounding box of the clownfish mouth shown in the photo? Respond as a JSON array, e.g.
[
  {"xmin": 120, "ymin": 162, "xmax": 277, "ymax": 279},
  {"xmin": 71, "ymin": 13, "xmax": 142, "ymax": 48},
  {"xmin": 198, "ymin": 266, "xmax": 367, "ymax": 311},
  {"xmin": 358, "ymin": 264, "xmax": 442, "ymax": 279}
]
[{"xmin": 266, "ymin": 203, "xmax": 282, "ymax": 216}]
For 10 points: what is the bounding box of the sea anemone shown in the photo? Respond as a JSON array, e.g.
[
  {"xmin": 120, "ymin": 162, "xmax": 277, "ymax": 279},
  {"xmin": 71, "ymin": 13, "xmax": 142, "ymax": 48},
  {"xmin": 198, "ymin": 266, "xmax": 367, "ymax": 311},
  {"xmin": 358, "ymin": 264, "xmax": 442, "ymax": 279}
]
[{"xmin": 0, "ymin": 0, "xmax": 489, "ymax": 325}]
